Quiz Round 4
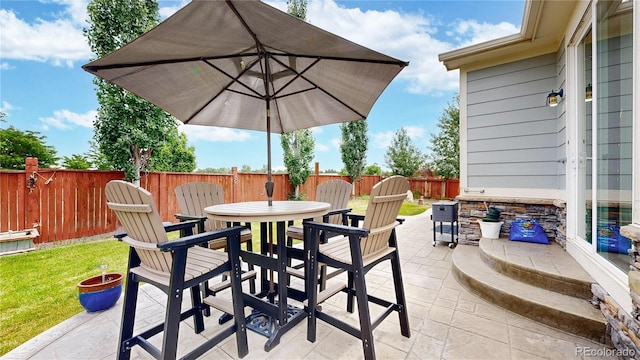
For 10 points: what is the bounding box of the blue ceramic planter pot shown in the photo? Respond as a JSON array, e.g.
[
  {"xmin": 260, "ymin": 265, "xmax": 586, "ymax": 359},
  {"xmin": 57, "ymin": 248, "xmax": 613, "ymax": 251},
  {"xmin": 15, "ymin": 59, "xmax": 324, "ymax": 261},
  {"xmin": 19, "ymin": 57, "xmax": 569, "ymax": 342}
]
[{"xmin": 78, "ymin": 273, "xmax": 123, "ymax": 313}]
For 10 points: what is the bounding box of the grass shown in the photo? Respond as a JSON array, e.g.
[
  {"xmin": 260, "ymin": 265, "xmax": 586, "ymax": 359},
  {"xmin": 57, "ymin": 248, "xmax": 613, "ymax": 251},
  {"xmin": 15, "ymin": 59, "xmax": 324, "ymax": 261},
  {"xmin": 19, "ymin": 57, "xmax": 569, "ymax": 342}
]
[
  {"xmin": 0, "ymin": 240, "xmax": 130, "ymax": 355},
  {"xmin": 0, "ymin": 196, "xmax": 430, "ymax": 355}
]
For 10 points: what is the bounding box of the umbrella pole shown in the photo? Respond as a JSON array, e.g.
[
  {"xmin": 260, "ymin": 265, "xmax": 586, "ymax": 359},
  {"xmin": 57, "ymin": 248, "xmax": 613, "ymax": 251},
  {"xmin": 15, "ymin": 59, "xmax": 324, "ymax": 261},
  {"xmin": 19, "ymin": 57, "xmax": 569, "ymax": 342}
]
[{"xmin": 265, "ymin": 99, "xmax": 276, "ymax": 295}]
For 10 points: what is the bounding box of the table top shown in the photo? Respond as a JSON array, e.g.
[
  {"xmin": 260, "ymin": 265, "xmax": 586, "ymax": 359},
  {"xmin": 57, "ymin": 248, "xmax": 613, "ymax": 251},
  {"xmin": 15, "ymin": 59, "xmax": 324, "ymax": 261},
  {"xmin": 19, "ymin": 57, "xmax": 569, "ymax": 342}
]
[{"xmin": 204, "ymin": 201, "xmax": 330, "ymax": 223}]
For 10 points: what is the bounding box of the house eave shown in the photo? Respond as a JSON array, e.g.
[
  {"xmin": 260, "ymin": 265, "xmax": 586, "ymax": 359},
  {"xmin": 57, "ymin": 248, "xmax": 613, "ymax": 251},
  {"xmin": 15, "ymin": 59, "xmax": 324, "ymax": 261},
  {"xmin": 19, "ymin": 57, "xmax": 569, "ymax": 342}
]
[{"xmin": 439, "ymin": 0, "xmax": 577, "ymax": 71}]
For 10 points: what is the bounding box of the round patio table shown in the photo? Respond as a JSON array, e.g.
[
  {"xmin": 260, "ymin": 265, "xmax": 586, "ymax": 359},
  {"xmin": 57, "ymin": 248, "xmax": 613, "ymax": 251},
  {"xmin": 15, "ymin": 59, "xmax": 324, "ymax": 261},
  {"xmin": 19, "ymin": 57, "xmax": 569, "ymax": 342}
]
[{"xmin": 204, "ymin": 200, "xmax": 330, "ymax": 351}]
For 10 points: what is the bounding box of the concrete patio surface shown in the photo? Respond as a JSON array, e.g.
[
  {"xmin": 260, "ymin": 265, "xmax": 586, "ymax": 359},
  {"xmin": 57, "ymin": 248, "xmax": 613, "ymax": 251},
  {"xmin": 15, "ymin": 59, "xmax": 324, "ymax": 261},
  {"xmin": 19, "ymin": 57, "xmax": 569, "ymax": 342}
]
[{"xmin": 3, "ymin": 209, "xmax": 620, "ymax": 359}]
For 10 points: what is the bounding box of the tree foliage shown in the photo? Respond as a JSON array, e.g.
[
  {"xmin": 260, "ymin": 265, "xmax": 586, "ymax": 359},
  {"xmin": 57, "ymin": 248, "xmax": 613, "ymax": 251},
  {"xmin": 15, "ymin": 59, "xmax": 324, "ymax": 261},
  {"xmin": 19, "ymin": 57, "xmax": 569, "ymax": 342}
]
[
  {"xmin": 85, "ymin": 0, "xmax": 177, "ymax": 182},
  {"xmin": 86, "ymin": 140, "xmax": 111, "ymax": 170},
  {"xmin": 384, "ymin": 128, "xmax": 425, "ymax": 177},
  {"xmin": 281, "ymin": 0, "xmax": 314, "ymax": 199},
  {"xmin": 340, "ymin": 120, "xmax": 368, "ymax": 181},
  {"xmin": 287, "ymin": 0, "xmax": 307, "ymax": 18},
  {"xmin": 0, "ymin": 125, "xmax": 58, "ymax": 169},
  {"xmin": 427, "ymin": 96, "xmax": 460, "ymax": 179},
  {"xmin": 363, "ymin": 163, "xmax": 382, "ymax": 175},
  {"xmin": 62, "ymin": 154, "xmax": 92, "ymax": 170},
  {"xmin": 147, "ymin": 126, "xmax": 196, "ymax": 173},
  {"xmin": 281, "ymin": 129, "xmax": 314, "ymax": 199}
]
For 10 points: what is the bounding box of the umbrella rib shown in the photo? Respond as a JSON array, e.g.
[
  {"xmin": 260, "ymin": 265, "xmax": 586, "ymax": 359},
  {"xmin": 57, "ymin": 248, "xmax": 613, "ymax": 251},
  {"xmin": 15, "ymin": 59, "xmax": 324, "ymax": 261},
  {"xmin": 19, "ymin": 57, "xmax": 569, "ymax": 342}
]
[
  {"xmin": 269, "ymin": 56, "xmax": 368, "ymax": 120},
  {"xmin": 202, "ymin": 59, "xmax": 264, "ymax": 98}
]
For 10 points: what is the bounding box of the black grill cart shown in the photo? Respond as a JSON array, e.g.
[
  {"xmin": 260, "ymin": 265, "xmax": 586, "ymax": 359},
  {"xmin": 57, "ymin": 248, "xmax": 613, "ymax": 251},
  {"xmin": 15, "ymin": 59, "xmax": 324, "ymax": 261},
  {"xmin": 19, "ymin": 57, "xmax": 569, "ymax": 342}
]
[{"xmin": 431, "ymin": 201, "xmax": 458, "ymax": 248}]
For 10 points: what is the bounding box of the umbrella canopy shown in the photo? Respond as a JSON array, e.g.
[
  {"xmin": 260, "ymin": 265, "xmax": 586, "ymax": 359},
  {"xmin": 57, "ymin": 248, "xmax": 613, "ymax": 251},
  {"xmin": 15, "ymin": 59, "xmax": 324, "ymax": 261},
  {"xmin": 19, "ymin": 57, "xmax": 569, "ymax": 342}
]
[{"xmin": 83, "ymin": 0, "xmax": 408, "ymax": 203}]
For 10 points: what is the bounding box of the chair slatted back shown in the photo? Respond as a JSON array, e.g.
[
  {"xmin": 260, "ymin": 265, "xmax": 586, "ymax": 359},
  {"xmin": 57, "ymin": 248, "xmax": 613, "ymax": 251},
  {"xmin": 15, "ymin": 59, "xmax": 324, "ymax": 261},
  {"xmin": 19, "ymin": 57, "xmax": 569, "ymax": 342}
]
[
  {"xmin": 106, "ymin": 180, "xmax": 172, "ymax": 274},
  {"xmin": 174, "ymin": 182, "xmax": 226, "ymax": 232},
  {"xmin": 315, "ymin": 180, "xmax": 352, "ymax": 224},
  {"xmin": 361, "ymin": 176, "xmax": 409, "ymax": 257}
]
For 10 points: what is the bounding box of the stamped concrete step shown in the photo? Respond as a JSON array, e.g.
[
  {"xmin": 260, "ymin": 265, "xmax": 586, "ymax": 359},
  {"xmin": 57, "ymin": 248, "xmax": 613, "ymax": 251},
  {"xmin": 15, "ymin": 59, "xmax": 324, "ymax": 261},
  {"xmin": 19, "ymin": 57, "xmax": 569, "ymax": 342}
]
[
  {"xmin": 453, "ymin": 245, "xmax": 607, "ymax": 343},
  {"xmin": 479, "ymin": 238, "xmax": 595, "ymax": 300}
]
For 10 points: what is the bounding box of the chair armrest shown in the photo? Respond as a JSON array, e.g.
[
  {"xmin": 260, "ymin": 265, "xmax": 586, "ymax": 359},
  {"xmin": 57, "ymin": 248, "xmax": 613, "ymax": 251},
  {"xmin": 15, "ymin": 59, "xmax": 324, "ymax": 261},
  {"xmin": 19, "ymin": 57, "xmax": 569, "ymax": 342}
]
[
  {"xmin": 346, "ymin": 213, "xmax": 365, "ymax": 227},
  {"xmin": 303, "ymin": 221, "xmax": 369, "ymax": 238},
  {"xmin": 163, "ymin": 220, "xmax": 202, "ymax": 234},
  {"xmin": 113, "ymin": 219, "xmax": 201, "ymax": 240},
  {"xmin": 323, "ymin": 208, "xmax": 352, "ymax": 224},
  {"xmin": 175, "ymin": 213, "xmax": 207, "ymax": 222},
  {"xmin": 175, "ymin": 213, "xmax": 207, "ymax": 234},
  {"xmin": 158, "ymin": 226, "xmax": 245, "ymax": 251}
]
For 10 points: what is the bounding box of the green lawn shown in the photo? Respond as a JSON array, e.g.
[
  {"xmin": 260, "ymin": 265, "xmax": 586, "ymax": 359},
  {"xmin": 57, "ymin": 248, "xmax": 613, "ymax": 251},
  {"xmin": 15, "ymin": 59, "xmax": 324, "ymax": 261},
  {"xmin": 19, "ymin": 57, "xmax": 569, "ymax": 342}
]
[{"xmin": 0, "ymin": 197, "xmax": 430, "ymax": 355}]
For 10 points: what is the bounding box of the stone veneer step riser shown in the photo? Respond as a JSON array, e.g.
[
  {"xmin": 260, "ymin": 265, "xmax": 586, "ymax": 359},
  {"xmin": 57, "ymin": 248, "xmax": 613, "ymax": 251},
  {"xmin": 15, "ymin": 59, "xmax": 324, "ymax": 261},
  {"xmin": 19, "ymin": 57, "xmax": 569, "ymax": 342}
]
[
  {"xmin": 452, "ymin": 264, "xmax": 607, "ymax": 344},
  {"xmin": 478, "ymin": 246, "xmax": 593, "ymax": 300}
]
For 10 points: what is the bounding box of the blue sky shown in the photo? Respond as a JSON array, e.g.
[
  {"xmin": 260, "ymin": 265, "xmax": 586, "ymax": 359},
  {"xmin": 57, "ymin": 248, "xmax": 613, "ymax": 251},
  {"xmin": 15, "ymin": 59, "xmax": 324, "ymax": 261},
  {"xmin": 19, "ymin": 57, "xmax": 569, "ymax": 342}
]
[{"xmin": 0, "ymin": 0, "xmax": 524, "ymax": 172}]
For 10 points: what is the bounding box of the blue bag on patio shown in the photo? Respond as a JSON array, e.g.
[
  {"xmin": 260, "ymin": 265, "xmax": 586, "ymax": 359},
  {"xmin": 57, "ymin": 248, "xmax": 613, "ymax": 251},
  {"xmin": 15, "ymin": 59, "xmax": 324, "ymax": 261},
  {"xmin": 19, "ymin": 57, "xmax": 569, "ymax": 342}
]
[
  {"xmin": 596, "ymin": 225, "xmax": 631, "ymax": 254},
  {"xmin": 509, "ymin": 219, "xmax": 549, "ymax": 244}
]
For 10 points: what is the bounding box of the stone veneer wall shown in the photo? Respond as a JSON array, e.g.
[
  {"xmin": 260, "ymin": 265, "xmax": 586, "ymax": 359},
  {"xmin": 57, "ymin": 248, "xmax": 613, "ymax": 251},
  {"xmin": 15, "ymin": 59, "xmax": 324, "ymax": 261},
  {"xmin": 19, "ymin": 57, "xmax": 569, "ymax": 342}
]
[
  {"xmin": 592, "ymin": 225, "xmax": 640, "ymax": 358},
  {"xmin": 455, "ymin": 195, "xmax": 566, "ymax": 247}
]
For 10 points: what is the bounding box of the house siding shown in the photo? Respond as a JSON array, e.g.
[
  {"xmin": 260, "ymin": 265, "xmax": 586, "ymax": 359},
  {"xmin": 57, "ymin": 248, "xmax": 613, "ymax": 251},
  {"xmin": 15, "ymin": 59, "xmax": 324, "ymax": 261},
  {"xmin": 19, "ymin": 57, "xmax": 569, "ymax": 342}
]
[{"xmin": 466, "ymin": 53, "xmax": 563, "ymax": 190}]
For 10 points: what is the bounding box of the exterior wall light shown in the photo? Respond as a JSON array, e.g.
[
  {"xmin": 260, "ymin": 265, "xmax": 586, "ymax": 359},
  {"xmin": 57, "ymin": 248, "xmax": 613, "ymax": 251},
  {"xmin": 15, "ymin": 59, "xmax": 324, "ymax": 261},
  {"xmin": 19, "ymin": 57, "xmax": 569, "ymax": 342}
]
[
  {"xmin": 547, "ymin": 89, "xmax": 564, "ymax": 107},
  {"xmin": 585, "ymin": 83, "xmax": 592, "ymax": 102}
]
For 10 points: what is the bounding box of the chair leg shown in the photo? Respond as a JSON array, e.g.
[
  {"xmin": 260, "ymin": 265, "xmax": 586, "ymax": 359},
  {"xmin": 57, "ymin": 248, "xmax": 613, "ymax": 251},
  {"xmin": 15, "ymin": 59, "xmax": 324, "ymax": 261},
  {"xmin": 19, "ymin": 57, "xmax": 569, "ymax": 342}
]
[
  {"xmin": 161, "ymin": 282, "xmax": 183, "ymax": 360},
  {"xmin": 353, "ymin": 265, "xmax": 376, "ymax": 360},
  {"xmin": 117, "ymin": 272, "xmax": 139, "ymax": 360},
  {"xmin": 246, "ymin": 239, "xmax": 256, "ymax": 294},
  {"xmin": 390, "ymin": 253, "xmax": 411, "ymax": 337},
  {"xmin": 190, "ymin": 285, "xmax": 205, "ymax": 333},
  {"xmin": 306, "ymin": 229, "xmax": 320, "ymax": 343},
  {"xmin": 227, "ymin": 229, "xmax": 249, "ymax": 358},
  {"xmin": 346, "ymin": 271, "xmax": 355, "ymax": 313}
]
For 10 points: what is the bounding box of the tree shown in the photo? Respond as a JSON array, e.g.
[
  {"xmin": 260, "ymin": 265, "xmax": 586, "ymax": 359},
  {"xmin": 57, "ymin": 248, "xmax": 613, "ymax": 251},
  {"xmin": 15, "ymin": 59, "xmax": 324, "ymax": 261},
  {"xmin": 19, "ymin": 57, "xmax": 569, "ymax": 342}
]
[
  {"xmin": 281, "ymin": 0, "xmax": 314, "ymax": 199},
  {"xmin": 281, "ymin": 129, "xmax": 314, "ymax": 199},
  {"xmin": 62, "ymin": 154, "xmax": 92, "ymax": 169},
  {"xmin": 427, "ymin": 96, "xmax": 460, "ymax": 179},
  {"xmin": 85, "ymin": 0, "xmax": 177, "ymax": 183},
  {"xmin": 147, "ymin": 126, "xmax": 196, "ymax": 173},
  {"xmin": 86, "ymin": 140, "xmax": 111, "ymax": 170},
  {"xmin": 363, "ymin": 163, "xmax": 382, "ymax": 175},
  {"xmin": 384, "ymin": 128, "xmax": 425, "ymax": 177},
  {"xmin": 340, "ymin": 120, "xmax": 368, "ymax": 181},
  {"xmin": 0, "ymin": 126, "xmax": 59, "ymax": 169}
]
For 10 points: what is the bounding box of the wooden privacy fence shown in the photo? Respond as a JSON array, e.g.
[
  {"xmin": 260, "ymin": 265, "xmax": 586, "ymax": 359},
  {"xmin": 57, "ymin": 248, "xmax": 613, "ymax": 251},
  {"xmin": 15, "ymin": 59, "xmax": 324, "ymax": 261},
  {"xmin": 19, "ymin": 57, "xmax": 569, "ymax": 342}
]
[{"xmin": 0, "ymin": 158, "xmax": 459, "ymax": 244}]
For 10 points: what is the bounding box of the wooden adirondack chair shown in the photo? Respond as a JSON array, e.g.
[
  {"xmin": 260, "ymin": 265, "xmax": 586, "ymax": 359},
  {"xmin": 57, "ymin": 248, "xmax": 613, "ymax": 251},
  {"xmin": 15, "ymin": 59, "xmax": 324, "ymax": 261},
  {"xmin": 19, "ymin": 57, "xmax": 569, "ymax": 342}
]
[
  {"xmin": 174, "ymin": 182, "xmax": 255, "ymax": 295},
  {"xmin": 304, "ymin": 176, "xmax": 411, "ymax": 360},
  {"xmin": 106, "ymin": 180, "xmax": 249, "ymax": 360},
  {"xmin": 285, "ymin": 179, "xmax": 352, "ymax": 289}
]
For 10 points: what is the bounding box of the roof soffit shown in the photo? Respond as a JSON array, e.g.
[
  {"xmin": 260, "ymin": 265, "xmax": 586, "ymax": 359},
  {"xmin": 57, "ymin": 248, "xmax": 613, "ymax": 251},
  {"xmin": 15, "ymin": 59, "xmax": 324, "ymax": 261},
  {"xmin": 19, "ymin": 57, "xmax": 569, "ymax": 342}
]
[{"xmin": 439, "ymin": 0, "xmax": 578, "ymax": 71}]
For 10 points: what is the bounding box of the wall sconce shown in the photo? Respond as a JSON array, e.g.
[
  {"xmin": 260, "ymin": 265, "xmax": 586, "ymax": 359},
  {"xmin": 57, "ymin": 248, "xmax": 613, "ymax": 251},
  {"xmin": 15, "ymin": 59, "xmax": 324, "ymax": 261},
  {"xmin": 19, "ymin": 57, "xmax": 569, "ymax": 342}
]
[
  {"xmin": 547, "ymin": 89, "xmax": 563, "ymax": 107},
  {"xmin": 585, "ymin": 83, "xmax": 592, "ymax": 102}
]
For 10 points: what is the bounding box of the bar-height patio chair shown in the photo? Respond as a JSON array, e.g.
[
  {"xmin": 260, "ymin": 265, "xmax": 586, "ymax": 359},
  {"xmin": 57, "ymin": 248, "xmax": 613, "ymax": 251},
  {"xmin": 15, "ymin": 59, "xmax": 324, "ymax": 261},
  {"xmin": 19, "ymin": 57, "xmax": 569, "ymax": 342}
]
[
  {"xmin": 285, "ymin": 179, "xmax": 352, "ymax": 289},
  {"xmin": 174, "ymin": 182, "xmax": 256, "ymax": 295},
  {"xmin": 105, "ymin": 180, "xmax": 249, "ymax": 360},
  {"xmin": 304, "ymin": 176, "xmax": 411, "ymax": 360}
]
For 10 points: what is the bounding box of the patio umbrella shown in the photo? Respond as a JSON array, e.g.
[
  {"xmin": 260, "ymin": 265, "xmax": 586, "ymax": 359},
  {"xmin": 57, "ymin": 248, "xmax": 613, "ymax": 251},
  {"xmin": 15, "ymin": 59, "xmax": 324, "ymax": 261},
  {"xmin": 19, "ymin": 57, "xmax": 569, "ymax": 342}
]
[{"xmin": 83, "ymin": 0, "xmax": 408, "ymax": 205}]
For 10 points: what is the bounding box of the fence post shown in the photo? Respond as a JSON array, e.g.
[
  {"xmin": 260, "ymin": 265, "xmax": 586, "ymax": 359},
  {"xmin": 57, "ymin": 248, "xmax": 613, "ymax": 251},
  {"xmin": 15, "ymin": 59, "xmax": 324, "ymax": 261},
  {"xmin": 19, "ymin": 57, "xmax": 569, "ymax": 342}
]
[
  {"xmin": 231, "ymin": 167, "xmax": 239, "ymax": 203},
  {"xmin": 25, "ymin": 157, "xmax": 40, "ymax": 238}
]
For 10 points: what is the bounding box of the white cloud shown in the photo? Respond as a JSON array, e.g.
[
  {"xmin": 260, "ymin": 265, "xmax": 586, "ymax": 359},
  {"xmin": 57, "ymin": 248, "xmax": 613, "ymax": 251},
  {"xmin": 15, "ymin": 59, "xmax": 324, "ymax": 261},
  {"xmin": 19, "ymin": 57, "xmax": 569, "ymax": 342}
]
[
  {"xmin": 372, "ymin": 130, "xmax": 395, "ymax": 149},
  {"xmin": 0, "ymin": 9, "xmax": 91, "ymax": 66},
  {"xmin": 447, "ymin": 20, "xmax": 520, "ymax": 47},
  {"xmin": 1, "ymin": 101, "xmax": 14, "ymax": 114},
  {"xmin": 179, "ymin": 124, "xmax": 252, "ymax": 142},
  {"xmin": 403, "ymin": 126, "xmax": 426, "ymax": 139},
  {"xmin": 316, "ymin": 143, "xmax": 329, "ymax": 152},
  {"xmin": 40, "ymin": 109, "xmax": 96, "ymax": 130},
  {"xmin": 0, "ymin": 62, "xmax": 14, "ymax": 70},
  {"xmin": 330, "ymin": 138, "xmax": 341, "ymax": 149}
]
